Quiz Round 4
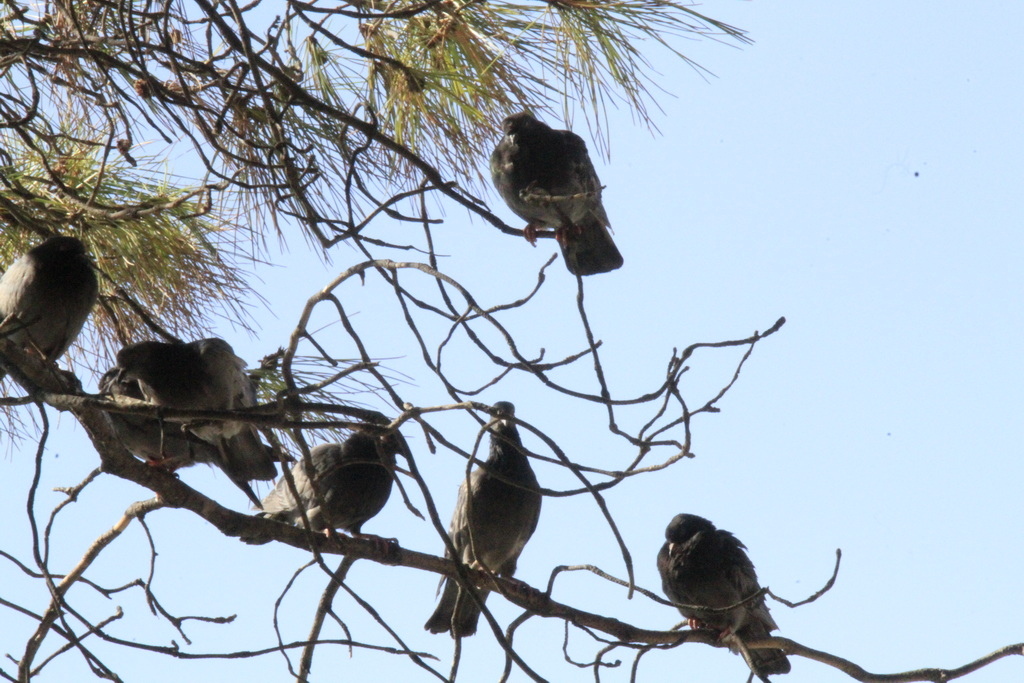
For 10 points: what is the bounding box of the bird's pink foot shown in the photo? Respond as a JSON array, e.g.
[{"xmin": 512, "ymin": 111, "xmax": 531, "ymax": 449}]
[
  {"xmin": 500, "ymin": 575, "xmax": 539, "ymax": 599},
  {"xmin": 555, "ymin": 223, "xmax": 584, "ymax": 247},
  {"xmin": 146, "ymin": 458, "xmax": 184, "ymax": 474},
  {"xmin": 354, "ymin": 531, "xmax": 401, "ymax": 560},
  {"xmin": 523, "ymin": 221, "xmax": 543, "ymax": 246}
]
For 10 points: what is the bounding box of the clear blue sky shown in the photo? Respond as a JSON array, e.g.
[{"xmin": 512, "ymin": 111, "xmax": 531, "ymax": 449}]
[{"xmin": 2, "ymin": 2, "xmax": 1022, "ymax": 681}]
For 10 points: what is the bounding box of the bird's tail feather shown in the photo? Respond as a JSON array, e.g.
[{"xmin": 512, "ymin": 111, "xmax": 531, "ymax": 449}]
[
  {"xmin": 214, "ymin": 430, "xmax": 276, "ymax": 508},
  {"xmin": 424, "ymin": 580, "xmax": 488, "ymax": 637},
  {"xmin": 736, "ymin": 621, "xmax": 791, "ymax": 679},
  {"xmin": 559, "ymin": 217, "xmax": 623, "ymax": 276},
  {"xmin": 221, "ymin": 428, "xmax": 277, "ymax": 480}
]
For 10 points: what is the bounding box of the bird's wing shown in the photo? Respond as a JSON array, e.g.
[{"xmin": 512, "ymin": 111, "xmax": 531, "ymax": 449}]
[
  {"xmin": 0, "ymin": 255, "xmax": 39, "ymax": 325},
  {"xmin": 447, "ymin": 475, "xmax": 475, "ymax": 563},
  {"xmin": 193, "ymin": 338, "xmax": 252, "ymax": 409},
  {"xmin": 260, "ymin": 457, "xmax": 316, "ymax": 518},
  {"xmin": 562, "ymin": 131, "xmax": 610, "ymax": 226},
  {"xmin": 721, "ymin": 533, "xmax": 778, "ymax": 632}
]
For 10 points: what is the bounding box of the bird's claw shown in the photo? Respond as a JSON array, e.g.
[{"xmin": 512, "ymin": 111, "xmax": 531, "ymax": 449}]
[
  {"xmin": 555, "ymin": 223, "xmax": 583, "ymax": 247},
  {"xmin": 686, "ymin": 618, "xmax": 730, "ymax": 641},
  {"xmin": 147, "ymin": 455, "xmax": 189, "ymax": 473},
  {"xmin": 145, "ymin": 458, "xmax": 184, "ymax": 476},
  {"xmin": 327, "ymin": 529, "xmax": 402, "ymax": 564},
  {"xmin": 354, "ymin": 532, "xmax": 402, "ymax": 563},
  {"xmin": 523, "ymin": 222, "xmax": 542, "ymax": 246},
  {"xmin": 500, "ymin": 575, "xmax": 539, "ymax": 599},
  {"xmin": 688, "ymin": 618, "xmax": 711, "ymax": 631}
]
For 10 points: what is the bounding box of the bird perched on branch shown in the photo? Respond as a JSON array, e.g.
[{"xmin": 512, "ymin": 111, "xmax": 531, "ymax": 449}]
[
  {"xmin": 100, "ymin": 368, "xmax": 223, "ymax": 470},
  {"xmin": 113, "ymin": 338, "xmax": 277, "ymax": 507},
  {"xmin": 490, "ymin": 112, "xmax": 624, "ymax": 276},
  {"xmin": 0, "ymin": 236, "xmax": 98, "ymax": 380},
  {"xmin": 243, "ymin": 430, "xmax": 401, "ymax": 544},
  {"xmin": 425, "ymin": 401, "xmax": 542, "ymax": 637},
  {"xmin": 657, "ymin": 514, "xmax": 791, "ymax": 681},
  {"xmin": 99, "ymin": 367, "xmax": 273, "ymax": 506}
]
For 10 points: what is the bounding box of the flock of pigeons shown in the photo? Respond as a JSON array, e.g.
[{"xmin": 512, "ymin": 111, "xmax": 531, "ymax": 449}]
[{"xmin": 0, "ymin": 113, "xmax": 789, "ymax": 680}]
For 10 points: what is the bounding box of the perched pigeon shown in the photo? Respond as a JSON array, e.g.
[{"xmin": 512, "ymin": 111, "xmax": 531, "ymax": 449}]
[
  {"xmin": 425, "ymin": 401, "xmax": 542, "ymax": 637},
  {"xmin": 99, "ymin": 367, "xmax": 274, "ymax": 505},
  {"xmin": 114, "ymin": 338, "xmax": 277, "ymax": 506},
  {"xmin": 99, "ymin": 368, "xmax": 222, "ymax": 470},
  {"xmin": 490, "ymin": 112, "xmax": 623, "ymax": 276},
  {"xmin": 0, "ymin": 236, "xmax": 98, "ymax": 378},
  {"xmin": 244, "ymin": 430, "xmax": 401, "ymax": 544},
  {"xmin": 657, "ymin": 514, "xmax": 791, "ymax": 681}
]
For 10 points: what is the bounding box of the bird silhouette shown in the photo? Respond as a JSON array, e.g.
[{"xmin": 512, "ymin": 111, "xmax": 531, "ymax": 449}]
[
  {"xmin": 425, "ymin": 402, "xmax": 542, "ymax": 637},
  {"xmin": 114, "ymin": 338, "xmax": 277, "ymax": 506},
  {"xmin": 0, "ymin": 236, "xmax": 98, "ymax": 379},
  {"xmin": 245, "ymin": 430, "xmax": 401, "ymax": 543},
  {"xmin": 657, "ymin": 514, "xmax": 790, "ymax": 681},
  {"xmin": 490, "ymin": 112, "xmax": 623, "ymax": 276}
]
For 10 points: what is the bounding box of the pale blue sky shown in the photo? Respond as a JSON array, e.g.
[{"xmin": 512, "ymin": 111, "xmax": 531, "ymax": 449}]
[{"xmin": 2, "ymin": 2, "xmax": 1022, "ymax": 682}]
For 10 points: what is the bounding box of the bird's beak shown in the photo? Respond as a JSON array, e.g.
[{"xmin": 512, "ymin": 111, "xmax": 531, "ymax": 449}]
[{"xmin": 388, "ymin": 431, "xmax": 410, "ymax": 460}]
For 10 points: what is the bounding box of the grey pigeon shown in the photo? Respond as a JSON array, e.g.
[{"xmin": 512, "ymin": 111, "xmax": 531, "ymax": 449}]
[
  {"xmin": 490, "ymin": 112, "xmax": 623, "ymax": 276},
  {"xmin": 244, "ymin": 430, "xmax": 401, "ymax": 544},
  {"xmin": 657, "ymin": 514, "xmax": 791, "ymax": 681},
  {"xmin": 114, "ymin": 338, "xmax": 277, "ymax": 506},
  {"xmin": 424, "ymin": 401, "xmax": 542, "ymax": 637},
  {"xmin": 0, "ymin": 236, "xmax": 98, "ymax": 378},
  {"xmin": 100, "ymin": 368, "xmax": 222, "ymax": 469},
  {"xmin": 99, "ymin": 367, "xmax": 272, "ymax": 505}
]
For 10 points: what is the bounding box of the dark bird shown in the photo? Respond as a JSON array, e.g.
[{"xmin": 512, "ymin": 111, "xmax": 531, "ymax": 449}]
[
  {"xmin": 425, "ymin": 401, "xmax": 542, "ymax": 637},
  {"xmin": 244, "ymin": 430, "xmax": 401, "ymax": 544},
  {"xmin": 114, "ymin": 338, "xmax": 277, "ymax": 506},
  {"xmin": 0, "ymin": 236, "xmax": 98, "ymax": 378},
  {"xmin": 99, "ymin": 368, "xmax": 222, "ymax": 470},
  {"xmin": 490, "ymin": 112, "xmax": 623, "ymax": 276},
  {"xmin": 657, "ymin": 514, "xmax": 791, "ymax": 681}
]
